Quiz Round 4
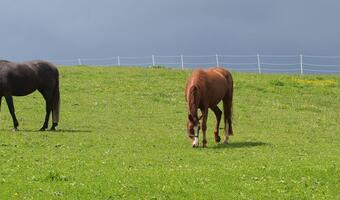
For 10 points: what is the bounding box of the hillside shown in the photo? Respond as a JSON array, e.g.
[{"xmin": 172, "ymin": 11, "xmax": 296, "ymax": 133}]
[{"xmin": 0, "ymin": 66, "xmax": 339, "ymax": 199}]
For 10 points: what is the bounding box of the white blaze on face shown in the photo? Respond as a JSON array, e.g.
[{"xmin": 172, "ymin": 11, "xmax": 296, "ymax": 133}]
[{"xmin": 193, "ymin": 125, "xmax": 199, "ymax": 146}]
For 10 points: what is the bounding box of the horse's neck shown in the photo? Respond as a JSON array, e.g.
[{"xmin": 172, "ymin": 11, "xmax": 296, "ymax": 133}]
[{"xmin": 188, "ymin": 86, "xmax": 200, "ymax": 119}]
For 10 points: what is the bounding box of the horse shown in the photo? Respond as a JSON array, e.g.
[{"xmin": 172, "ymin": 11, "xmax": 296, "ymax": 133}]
[
  {"xmin": 0, "ymin": 60, "xmax": 60, "ymax": 131},
  {"xmin": 185, "ymin": 67, "xmax": 233, "ymax": 147}
]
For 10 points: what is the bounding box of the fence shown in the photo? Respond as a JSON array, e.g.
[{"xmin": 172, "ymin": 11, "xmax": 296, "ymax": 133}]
[{"xmin": 49, "ymin": 54, "xmax": 340, "ymax": 74}]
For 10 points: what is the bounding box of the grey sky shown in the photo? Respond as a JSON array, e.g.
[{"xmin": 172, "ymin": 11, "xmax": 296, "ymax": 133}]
[{"xmin": 1, "ymin": 0, "xmax": 340, "ymax": 61}]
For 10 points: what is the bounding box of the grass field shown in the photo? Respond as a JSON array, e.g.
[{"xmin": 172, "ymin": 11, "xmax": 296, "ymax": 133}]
[{"xmin": 0, "ymin": 66, "xmax": 339, "ymax": 199}]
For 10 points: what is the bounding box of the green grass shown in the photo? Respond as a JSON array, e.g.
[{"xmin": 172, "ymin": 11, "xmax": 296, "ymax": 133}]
[{"xmin": 0, "ymin": 66, "xmax": 339, "ymax": 199}]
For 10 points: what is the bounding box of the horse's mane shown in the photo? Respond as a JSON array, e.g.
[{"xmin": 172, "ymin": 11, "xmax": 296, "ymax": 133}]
[
  {"xmin": 186, "ymin": 69, "xmax": 207, "ymax": 123},
  {"xmin": 189, "ymin": 69, "xmax": 207, "ymax": 89}
]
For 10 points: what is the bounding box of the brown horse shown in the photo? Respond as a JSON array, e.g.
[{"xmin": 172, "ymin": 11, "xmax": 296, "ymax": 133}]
[
  {"xmin": 0, "ymin": 60, "xmax": 60, "ymax": 131},
  {"xmin": 185, "ymin": 67, "xmax": 233, "ymax": 147}
]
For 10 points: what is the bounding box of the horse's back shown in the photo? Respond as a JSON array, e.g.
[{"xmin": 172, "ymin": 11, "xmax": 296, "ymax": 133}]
[
  {"xmin": 203, "ymin": 68, "xmax": 230, "ymax": 105},
  {"xmin": 186, "ymin": 67, "xmax": 232, "ymax": 106},
  {"xmin": 187, "ymin": 67, "xmax": 231, "ymax": 90},
  {"xmin": 0, "ymin": 60, "xmax": 58, "ymax": 96},
  {"xmin": 24, "ymin": 60, "xmax": 58, "ymax": 75},
  {"xmin": 208, "ymin": 67, "xmax": 232, "ymax": 80},
  {"xmin": 23, "ymin": 60, "xmax": 59, "ymax": 89}
]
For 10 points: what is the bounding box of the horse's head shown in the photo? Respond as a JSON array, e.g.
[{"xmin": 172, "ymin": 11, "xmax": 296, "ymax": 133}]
[{"xmin": 187, "ymin": 114, "xmax": 202, "ymax": 147}]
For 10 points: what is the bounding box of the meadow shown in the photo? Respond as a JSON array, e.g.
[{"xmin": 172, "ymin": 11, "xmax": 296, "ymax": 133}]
[{"xmin": 0, "ymin": 66, "xmax": 339, "ymax": 199}]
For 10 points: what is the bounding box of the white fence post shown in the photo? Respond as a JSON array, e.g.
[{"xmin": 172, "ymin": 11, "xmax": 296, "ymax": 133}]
[
  {"xmin": 216, "ymin": 54, "xmax": 219, "ymax": 67},
  {"xmin": 300, "ymin": 54, "xmax": 303, "ymax": 75},
  {"xmin": 117, "ymin": 56, "xmax": 120, "ymax": 66},
  {"xmin": 257, "ymin": 54, "xmax": 261, "ymax": 74},
  {"xmin": 152, "ymin": 55, "xmax": 155, "ymax": 66},
  {"xmin": 181, "ymin": 55, "xmax": 184, "ymax": 70},
  {"xmin": 78, "ymin": 58, "xmax": 82, "ymax": 65}
]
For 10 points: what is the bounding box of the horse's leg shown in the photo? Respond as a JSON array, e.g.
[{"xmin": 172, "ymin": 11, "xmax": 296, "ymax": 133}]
[
  {"xmin": 39, "ymin": 89, "xmax": 53, "ymax": 131},
  {"xmin": 201, "ymin": 108, "xmax": 208, "ymax": 148},
  {"xmin": 210, "ymin": 105, "xmax": 222, "ymax": 143},
  {"xmin": 223, "ymin": 97, "xmax": 233, "ymax": 144},
  {"xmin": 50, "ymin": 79, "xmax": 60, "ymax": 131},
  {"xmin": 5, "ymin": 96, "xmax": 19, "ymax": 131}
]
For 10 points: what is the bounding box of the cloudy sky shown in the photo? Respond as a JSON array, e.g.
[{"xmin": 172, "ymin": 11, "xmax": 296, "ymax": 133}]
[{"xmin": 1, "ymin": 0, "xmax": 340, "ymax": 61}]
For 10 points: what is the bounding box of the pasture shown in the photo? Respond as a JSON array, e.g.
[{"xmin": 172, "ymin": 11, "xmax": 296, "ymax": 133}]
[{"xmin": 0, "ymin": 66, "xmax": 339, "ymax": 199}]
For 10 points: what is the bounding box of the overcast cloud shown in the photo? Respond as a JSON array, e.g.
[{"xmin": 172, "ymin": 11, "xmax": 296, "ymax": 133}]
[{"xmin": 1, "ymin": 0, "xmax": 340, "ymax": 61}]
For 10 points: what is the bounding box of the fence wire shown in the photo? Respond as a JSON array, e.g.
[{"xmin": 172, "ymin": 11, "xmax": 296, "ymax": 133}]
[{"xmin": 48, "ymin": 54, "xmax": 340, "ymax": 74}]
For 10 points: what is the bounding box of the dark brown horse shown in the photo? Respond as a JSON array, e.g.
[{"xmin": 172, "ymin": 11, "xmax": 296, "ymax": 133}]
[
  {"xmin": 185, "ymin": 67, "xmax": 233, "ymax": 147},
  {"xmin": 0, "ymin": 60, "xmax": 60, "ymax": 131}
]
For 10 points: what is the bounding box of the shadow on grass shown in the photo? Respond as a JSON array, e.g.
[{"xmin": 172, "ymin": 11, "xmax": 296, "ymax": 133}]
[
  {"xmin": 212, "ymin": 141, "xmax": 269, "ymax": 149},
  {"xmin": 0, "ymin": 129, "xmax": 92, "ymax": 133},
  {"xmin": 54, "ymin": 129, "xmax": 92, "ymax": 133}
]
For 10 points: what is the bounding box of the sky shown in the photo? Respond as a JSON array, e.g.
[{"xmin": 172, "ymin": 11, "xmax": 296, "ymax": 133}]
[{"xmin": 1, "ymin": 0, "xmax": 340, "ymax": 61}]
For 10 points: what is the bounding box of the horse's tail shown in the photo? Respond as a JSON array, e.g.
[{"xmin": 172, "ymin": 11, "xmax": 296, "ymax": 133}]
[
  {"xmin": 229, "ymin": 74, "xmax": 234, "ymax": 118},
  {"xmin": 224, "ymin": 70, "xmax": 233, "ymax": 135},
  {"xmin": 52, "ymin": 71, "xmax": 60, "ymax": 125}
]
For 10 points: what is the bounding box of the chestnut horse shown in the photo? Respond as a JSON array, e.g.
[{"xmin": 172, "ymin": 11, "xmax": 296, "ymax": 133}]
[
  {"xmin": 0, "ymin": 60, "xmax": 60, "ymax": 131},
  {"xmin": 185, "ymin": 67, "xmax": 233, "ymax": 147}
]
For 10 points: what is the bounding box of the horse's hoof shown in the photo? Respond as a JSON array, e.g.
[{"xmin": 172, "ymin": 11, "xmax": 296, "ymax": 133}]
[
  {"xmin": 39, "ymin": 127, "xmax": 47, "ymax": 131},
  {"xmin": 202, "ymin": 140, "xmax": 208, "ymax": 148},
  {"xmin": 50, "ymin": 128, "xmax": 56, "ymax": 131},
  {"xmin": 192, "ymin": 142, "xmax": 199, "ymax": 148},
  {"xmin": 12, "ymin": 128, "xmax": 19, "ymax": 132},
  {"xmin": 223, "ymin": 140, "xmax": 229, "ymax": 144},
  {"xmin": 215, "ymin": 136, "xmax": 221, "ymax": 143}
]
